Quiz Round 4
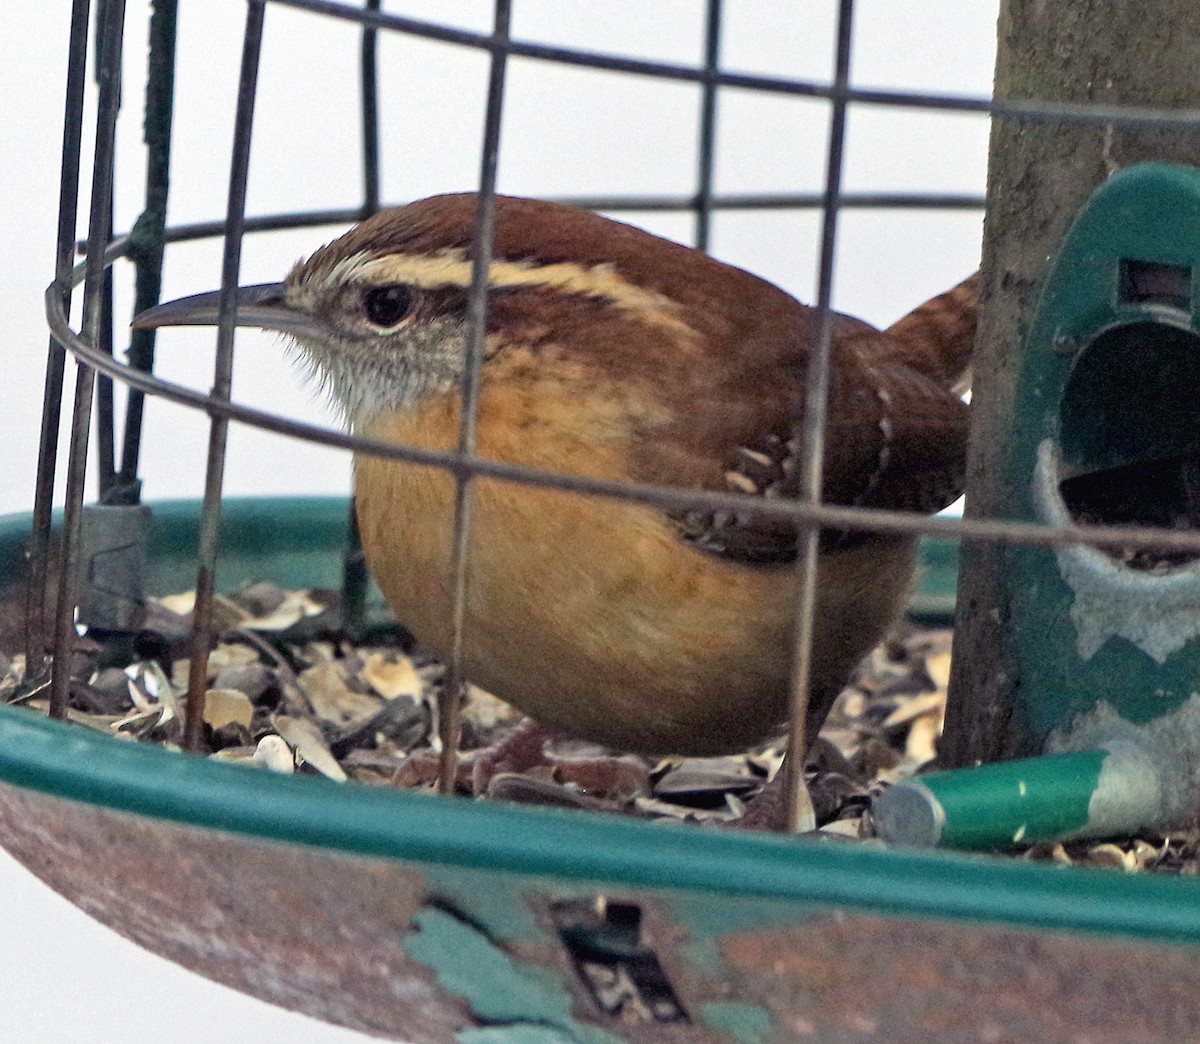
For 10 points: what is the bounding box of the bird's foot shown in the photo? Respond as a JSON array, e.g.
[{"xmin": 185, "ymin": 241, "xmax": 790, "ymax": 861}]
[
  {"xmin": 728, "ymin": 774, "xmax": 791, "ymax": 831},
  {"xmin": 388, "ymin": 719, "xmax": 556, "ymax": 793},
  {"xmin": 728, "ymin": 738, "xmax": 868, "ymax": 832},
  {"xmin": 470, "ymin": 718, "xmax": 558, "ymax": 795}
]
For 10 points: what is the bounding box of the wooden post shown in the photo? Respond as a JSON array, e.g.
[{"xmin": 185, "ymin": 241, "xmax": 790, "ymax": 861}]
[{"xmin": 941, "ymin": 1, "xmax": 1200, "ymax": 768}]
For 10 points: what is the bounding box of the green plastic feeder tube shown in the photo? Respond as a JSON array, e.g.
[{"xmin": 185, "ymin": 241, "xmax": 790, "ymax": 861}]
[{"xmin": 872, "ymin": 741, "xmax": 1164, "ymax": 851}]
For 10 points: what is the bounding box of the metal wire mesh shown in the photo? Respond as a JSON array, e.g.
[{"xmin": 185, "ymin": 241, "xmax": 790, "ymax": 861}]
[{"xmin": 32, "ymin": 0, "xmax": 1200, "ymax": 827}]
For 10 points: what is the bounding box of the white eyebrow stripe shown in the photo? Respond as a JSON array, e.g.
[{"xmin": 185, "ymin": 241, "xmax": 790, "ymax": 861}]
[{"xmin": 339, "ymin": 248, "xmax": 697, "ymax": 338}]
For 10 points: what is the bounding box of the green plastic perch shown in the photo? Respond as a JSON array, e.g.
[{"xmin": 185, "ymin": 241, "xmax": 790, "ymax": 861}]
[{"xmin": 873, "ymin": 741, "xmax": 1164, "ymax": 850}]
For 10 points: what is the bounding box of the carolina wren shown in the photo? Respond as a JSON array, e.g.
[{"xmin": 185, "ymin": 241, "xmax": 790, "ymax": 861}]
[{"xmin": 135, "ymin": 194, "xmax": 975, "ymax": 756}]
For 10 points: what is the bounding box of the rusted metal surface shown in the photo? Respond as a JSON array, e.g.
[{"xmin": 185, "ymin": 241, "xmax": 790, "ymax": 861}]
[
  {"xmin": 3, "ymin": 778, "xmax": 1200, "ymax": 1042},
  {"xmin": 721, "ymin": 913, "xmax": 1200, "ymax": 1042},
  {"xmin": 0, "ymin": 783, "xmax": 469, "ymax": 1041},
  {"xmin": 0, "ymin": 780, "xmax": 732, "ymax": 1042}
]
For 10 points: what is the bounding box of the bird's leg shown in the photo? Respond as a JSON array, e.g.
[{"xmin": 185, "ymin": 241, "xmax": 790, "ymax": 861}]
[{"xmin": 729, "ymin": 692, "xmax": 846, "ymax": 832}]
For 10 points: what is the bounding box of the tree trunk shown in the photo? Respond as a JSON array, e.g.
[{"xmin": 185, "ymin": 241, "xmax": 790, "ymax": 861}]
[{"xmin": 941, "ymin": 0, "xmax": 1200, "ymax": 768}]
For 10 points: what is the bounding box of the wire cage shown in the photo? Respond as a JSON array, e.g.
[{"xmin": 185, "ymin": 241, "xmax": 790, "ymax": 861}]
[
  {"xmin": 12, "ymin": 0, "xmax": 1200, "ymax": 1038},
  {"xmin": 37, "ymin": 1, "xmax": 985, "ymax": 788},
  {"xmin": 34, "ymin": 0, "xmax": 995, "ymax": 820}
]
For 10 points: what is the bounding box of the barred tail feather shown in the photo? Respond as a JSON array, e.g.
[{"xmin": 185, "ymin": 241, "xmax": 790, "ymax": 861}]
[{"xmin": 883, "ymin": 272, "xmax": 979, "ymax": 394}]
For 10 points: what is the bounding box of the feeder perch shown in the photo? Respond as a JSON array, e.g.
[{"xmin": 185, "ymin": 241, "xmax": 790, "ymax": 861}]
[{"xmin": 877, "ymin": 163, "xmax": 1200, "ymax": 850}]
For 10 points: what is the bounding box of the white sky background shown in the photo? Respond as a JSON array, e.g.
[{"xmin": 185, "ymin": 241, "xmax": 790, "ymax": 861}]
[{"xmin": 0, "ymin": 2, "xmax": 997, "ymax": 1040}]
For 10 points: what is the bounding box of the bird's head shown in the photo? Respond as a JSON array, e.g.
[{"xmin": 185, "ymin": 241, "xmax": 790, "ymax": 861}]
[{"xmin": 132, "ymin": 193, "xmax": 755, "ymax": 432}]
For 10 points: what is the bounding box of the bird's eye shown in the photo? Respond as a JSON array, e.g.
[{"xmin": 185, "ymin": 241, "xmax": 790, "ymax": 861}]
[{"xmin": 363, "ymin": 285, "xmax": 415, "ymax": 328}]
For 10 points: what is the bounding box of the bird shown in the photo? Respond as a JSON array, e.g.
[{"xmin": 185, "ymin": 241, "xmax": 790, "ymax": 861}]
[{"xmin": 134, "ymin": 193, "xmax": 975, "ymax": 760}]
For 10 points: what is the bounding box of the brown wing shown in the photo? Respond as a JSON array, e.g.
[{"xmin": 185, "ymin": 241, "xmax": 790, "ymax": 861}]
[{"xmin": 671, "ymin": 279, "xmax": 976, "ymax": 565}]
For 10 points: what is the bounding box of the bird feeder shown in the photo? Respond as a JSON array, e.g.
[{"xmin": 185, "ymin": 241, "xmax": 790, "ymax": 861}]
[
  {"xmin": 877, "ymin": 163, "xmax": 1200, "ymax": 850},
  {"xmin": 12, "ymin": 1, "xmax": 1200, "ymax": 1038},
  {"xmin": 7, "ymin": 500, "xmax": 1200, "ymax": 1041}
]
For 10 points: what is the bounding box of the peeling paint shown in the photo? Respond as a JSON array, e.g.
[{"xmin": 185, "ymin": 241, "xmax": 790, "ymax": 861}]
[
  {"xmin": 1086, "ymin": 740, "xmax": 1165, "ymax": 836},
  {"xmin": 666, "ymin": 894, "xmax": 822, "ymax": 980},
  {"xmin": 698, "ymin": 1001, "xmax": 774, "ymax": 1043},
  {"xmin": 1047, "ymin": 698, "xmax": 1200, "ymax": 829},
  {"xmin": 403, "ymin": 907, "xmax": 621, "ymax": 1044},
  {"xmin": 1033, "ymin": 440, "xmax": 1200, "ymax": 663},
  {"xmin": 459, "ymin": 1028, "xmax": 580, "ymax": 1043},
  {"xmin": 423, "ymin": 866, "xmax": 553, "ymax": 943}
]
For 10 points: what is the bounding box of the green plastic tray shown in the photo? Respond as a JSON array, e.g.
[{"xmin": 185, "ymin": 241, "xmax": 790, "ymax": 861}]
[{"xmin": 0, "ymin": 499, "xmax": 1196, "ymax": 1043}]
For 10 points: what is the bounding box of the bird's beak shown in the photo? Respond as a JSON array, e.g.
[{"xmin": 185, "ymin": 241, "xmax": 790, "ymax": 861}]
[{"xmin": 131, "ymin": 282, "xmax": 328, "ymax": 340}]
